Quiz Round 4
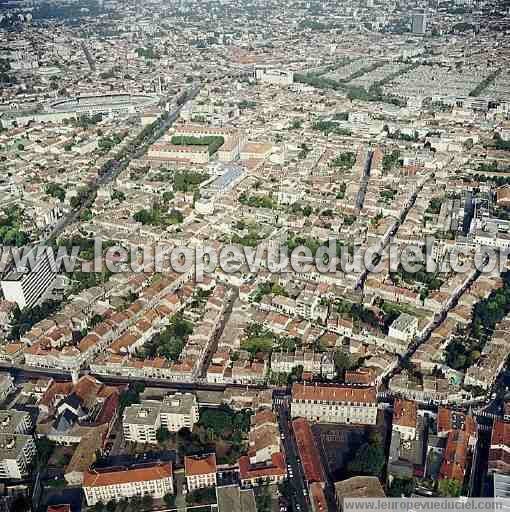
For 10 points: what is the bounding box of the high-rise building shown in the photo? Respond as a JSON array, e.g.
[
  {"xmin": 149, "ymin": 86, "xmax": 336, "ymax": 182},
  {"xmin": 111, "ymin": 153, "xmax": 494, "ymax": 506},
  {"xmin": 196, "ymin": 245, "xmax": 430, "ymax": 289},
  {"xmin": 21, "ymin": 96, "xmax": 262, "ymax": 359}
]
[
  {"xmin": 412, "ymin": 12, "xmax": 427, "ymax": 34},
  {"xmin": 0, "ymin": 247, "xmax": 57, "ymax": 309}
]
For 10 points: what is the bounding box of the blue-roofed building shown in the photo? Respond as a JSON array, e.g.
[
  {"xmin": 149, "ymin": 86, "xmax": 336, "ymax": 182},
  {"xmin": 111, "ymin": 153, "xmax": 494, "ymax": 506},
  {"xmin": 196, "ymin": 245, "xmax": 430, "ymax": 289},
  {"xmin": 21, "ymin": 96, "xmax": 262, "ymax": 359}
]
[{"xmin": 206, "ymin": 164, "xmax": 245, "ymax": 194}]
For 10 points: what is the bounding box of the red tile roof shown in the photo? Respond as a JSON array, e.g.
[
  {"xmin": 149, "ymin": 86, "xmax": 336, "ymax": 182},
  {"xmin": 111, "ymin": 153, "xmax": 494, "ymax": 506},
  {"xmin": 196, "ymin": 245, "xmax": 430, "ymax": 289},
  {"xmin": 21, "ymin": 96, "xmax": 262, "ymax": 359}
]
[
  {"xmin": 393, "ymin": 399, "xmax": 417, "ymax": 429},
  {"xmin": 84, "ymin": 463, "xmax": 172, "ymax": 487},
  {"xmin": 309, "ymin": 482, "xmax": 328, "ymax": 512},
  {"xmin": 491, "ymin": 420, "xmax": 510, "ymax": 447},
  {"xmin": 239, "ymin": 452, "xmax": 286, "ymax": 480},
  {"xmin": 292, "ymin": 418, "xmax": 325, "ymax": 484},
  {"xmin": 292, "ymin": 383, "xmax": 376, "ymax": 403},
  {"xmin": 184, "ymin": 454, "xmax": 217, "ymax": 476},
  {"xmin": 47, "ymin": 506, "xmax": 71, "ymax": 512}
]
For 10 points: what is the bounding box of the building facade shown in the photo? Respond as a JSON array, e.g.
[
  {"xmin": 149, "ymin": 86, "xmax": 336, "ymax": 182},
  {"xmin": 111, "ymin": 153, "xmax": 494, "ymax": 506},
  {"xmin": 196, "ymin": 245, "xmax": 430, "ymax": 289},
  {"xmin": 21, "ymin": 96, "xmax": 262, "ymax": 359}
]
[
  {"xmin": 291, "ymin": 384, "xmax": 378, "ymax": 425},
  {"xmin": 184, "ymin": 454, "xmax": 217, "ymax": 491},
  {"xmin": 123, "ymin": 393, "xmax": 199, "ymax": 444},
  {"xmin": 83, "ymin": 463, "xmax": 174, "ymax": 506}
]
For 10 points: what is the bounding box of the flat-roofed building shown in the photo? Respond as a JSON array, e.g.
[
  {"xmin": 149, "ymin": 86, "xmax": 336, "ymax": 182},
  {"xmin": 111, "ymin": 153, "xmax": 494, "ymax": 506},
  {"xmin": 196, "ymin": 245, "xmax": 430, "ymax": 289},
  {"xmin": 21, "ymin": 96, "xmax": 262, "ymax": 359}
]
[
  {"xmin": 1, "ymin": 247, "xmax": 57, "ymax": 309},
  {"xmin": 216, "ymin": 484, "xmax": 257, "ymax": 512},
  {"xmin": 334, "ymin": 476, "xmax": 385, "ymax": 511},
  {"xmin": 83, "ymin": 463, "xmax": 174, "ymax": 506},
  {"xmin": 0, "ymin": 410, "xmax": 32, "ymax": 435},
  {"xmin": 291, "ymin": 384, "xmax": 378, "ymax": 425},
  {"xmin": 0, "ymin": 434, "xmax": 37, "ymax": 479},
  {"xmin": 123, "ymin": 393, "xmax": 199, "ymax": 444}
]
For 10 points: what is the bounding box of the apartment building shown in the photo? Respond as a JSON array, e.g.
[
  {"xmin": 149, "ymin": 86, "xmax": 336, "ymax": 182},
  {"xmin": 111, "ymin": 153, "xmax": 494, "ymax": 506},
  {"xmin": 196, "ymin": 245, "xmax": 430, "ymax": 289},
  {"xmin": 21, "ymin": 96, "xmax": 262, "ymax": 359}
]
[
  {"xmin": 291, "ymin": 384, "xmax": 378, "ymax": 425},
  {"xmin": 0, "ymin": 434, "xmax": 37, "ymax": 479},
  {"xmin": 83, "ymin": 463, "xmax": 174, "ymax": 506},
  {"xmin": 1, "ymin": 247, "xmax": 57, "ymax": 309},
  {"xmin": 0, "ymin": 410, "xmax": 33, "ymax": 435},
  {"xmin": 123, "ymin": 393, "xmax": 199, "ymax": 443},
  {"xmin": 184, "ymin": 454, "xmax": 217, "ymax": 491},
  {"xmin": 0, "ymin": 409, "xmax": 36, "ymax": 479},
  {"xmin": 270, "ymin": 351, "xmax": 335, "ymax": 379},
  {"xmin": 239, "ymin": 452, "xmax": 287, "ymax": 488},
  {"xmin": 255, "ymin": 68, "xmax": 294, "ymax": 86},
  {"xmin": 0, "ymin": 374, "xmax": 15, "ymax": 403},
  {"xmin": 248, "ymin": 408, "xmax": 280, "ymax": 465},
  {"xmin": 392, "ymin": 399, "xmax": 418, "ymax": 441},
  {"xmin": 388, "ymin": 314, "xmax": 419, "ymax": 343}
]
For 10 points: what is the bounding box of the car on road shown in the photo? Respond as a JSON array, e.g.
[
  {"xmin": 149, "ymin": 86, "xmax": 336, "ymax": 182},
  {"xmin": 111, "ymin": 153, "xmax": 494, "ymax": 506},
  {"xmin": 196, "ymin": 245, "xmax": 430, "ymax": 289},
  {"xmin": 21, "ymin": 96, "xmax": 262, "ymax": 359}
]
[{"xmin": 303, "ymin": 489, "xmax": 308, "ymax": 496}]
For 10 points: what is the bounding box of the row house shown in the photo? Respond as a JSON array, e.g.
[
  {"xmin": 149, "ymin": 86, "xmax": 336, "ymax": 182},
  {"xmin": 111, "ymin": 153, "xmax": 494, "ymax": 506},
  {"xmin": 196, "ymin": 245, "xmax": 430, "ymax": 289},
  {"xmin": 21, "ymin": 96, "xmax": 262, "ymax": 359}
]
[
  {"xmin": 270, "ymin": 351, "xmax": 335, "ymax": 379},
  {"xmin": 248, "ymin": 408, "xmax": 280, "ymax": 465},
  {"xmin": 90, "ymin": 354, "xmax": 195, "ymax": 382}
]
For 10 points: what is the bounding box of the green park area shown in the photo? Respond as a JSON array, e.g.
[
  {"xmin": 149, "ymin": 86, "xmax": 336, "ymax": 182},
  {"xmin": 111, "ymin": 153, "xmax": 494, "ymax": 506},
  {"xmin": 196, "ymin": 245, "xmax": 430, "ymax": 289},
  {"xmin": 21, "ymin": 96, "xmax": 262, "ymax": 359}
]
[{"xmin": 171, "ymin": 135, "xmax": 224, "ymax": 155}]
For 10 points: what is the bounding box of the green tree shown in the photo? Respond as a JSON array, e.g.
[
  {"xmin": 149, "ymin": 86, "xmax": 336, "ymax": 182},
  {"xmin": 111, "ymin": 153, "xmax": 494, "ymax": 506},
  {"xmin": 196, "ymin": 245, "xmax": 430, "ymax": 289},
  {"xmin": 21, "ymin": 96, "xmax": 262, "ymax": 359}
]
[
  {"xmin": 334, "ymin": 349, "xmax": 355, "ymax": 376},
  {"xmin": 255, "ymin": 485, "xmax": 272, "ymax": 512},
  {"xmin": 106, "ymin": 500, "xmax": 117, "ymax": 512},
  {"xmin": 438, "ymin": 479, "xmax": 462, "ymax": 497},
  {"xmin": 45, "ymin": 183, "xmax": 66, "ymax": 201},
  {"xmin": 35, "ymin": 436, "xmax": 55, "ymax": 466},
  {"xmin": 163, "ymin": 493, "xmax": 175, "ymax": 508},
  {"xmin": 388, "ymin": 477, "xmax": 415, "ymax": 497},
  {"xmin": 141, "ymin": 494, "xmax": 153, "ymax": 511},
  {"xmin": 347, "ymin": 436, "xmax": 385, "ymax": 477},
  {"xmin": 156, "ymin": 426, "xmax": 171, "ymax": 443}
]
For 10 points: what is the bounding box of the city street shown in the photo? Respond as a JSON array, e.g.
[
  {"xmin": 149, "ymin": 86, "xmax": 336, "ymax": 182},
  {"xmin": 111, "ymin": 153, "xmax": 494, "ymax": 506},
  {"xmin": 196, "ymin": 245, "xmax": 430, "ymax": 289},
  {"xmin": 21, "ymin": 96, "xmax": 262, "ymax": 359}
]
[{"xmin": 275, "ymin": 397, "xmax": 311, "ymax": 512}]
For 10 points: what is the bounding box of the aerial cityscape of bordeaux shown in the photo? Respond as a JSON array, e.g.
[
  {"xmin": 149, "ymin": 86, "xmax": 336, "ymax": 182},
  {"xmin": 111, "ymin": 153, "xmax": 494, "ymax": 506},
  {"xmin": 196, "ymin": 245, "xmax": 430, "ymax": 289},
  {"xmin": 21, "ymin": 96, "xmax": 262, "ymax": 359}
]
[{"xmin": 1, "ymin": 0, "xmax": 510, "ymax": 511}]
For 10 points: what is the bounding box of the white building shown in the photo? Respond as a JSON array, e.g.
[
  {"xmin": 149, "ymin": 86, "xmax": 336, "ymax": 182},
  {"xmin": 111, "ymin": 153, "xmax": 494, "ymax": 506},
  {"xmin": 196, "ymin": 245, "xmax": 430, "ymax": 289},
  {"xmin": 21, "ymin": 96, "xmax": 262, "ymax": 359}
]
[
  {"xmin": 255, "ymin": 68, "xmax": 294, "ymax": 86},
  {"xmin": 392, "ymin": 399, "xmax": 417, "ymax": 441},
  {"xmin": 388, "ymin": 313, "xmax": 419, "ymax": 343},
  {"xmin": 0, "ymin": 434, "xmax": 37, "ymax": 479},
  {"xmin": 270, "ymin": 351, "xmax": 335, "ymax": 379},
  {"xmin": 0, "ymin": 374, "xmax": 15, "ymax": 403},
  {"xmin": 123, "ymin": 393, "xmax": 199, "ymax": 444},
  {"xmin": 185, "ymin": 454, "xmax": 217, "ymax": 491},
  {"xmin": 1, "ymin": 247, "xmax": 57, "ymax": 309},
  {"xmin": 290, "ymin": 384, "xmax": 378, "ymax": 425},
  {"xmin": 83, "ymin": 463, "xmax": 174, "ymax": 506}
]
